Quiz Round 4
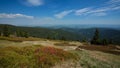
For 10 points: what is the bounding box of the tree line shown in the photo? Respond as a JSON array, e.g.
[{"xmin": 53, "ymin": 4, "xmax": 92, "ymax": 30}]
[
  {"xmin": 91, "ymin": 29, "xmax": 112, "ymax": 45},
  {"xmin": 0, "ymin": 25, "xmax": 112, "ymax": 45},
  {"xmin": 0, "ymin": 25, "xmax": 29, "ymax": 38}
]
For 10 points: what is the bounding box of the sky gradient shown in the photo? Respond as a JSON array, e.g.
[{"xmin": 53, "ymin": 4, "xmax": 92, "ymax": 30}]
[{"xmin": 0, "ymin": 0, "xmax": 120, "ymax": 26}]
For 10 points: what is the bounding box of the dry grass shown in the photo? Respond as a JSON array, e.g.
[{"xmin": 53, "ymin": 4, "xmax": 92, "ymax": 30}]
[
  {"xmin": 72, "ymin": 50, "xmax": 120, "ymax": 68},
  {"xmin": 78, "ymin": 45, "xmax": 120, "ymax": 55},
  {"xmin": 54, "ymin": 42, "xmax": 77, "ymax": 46}
]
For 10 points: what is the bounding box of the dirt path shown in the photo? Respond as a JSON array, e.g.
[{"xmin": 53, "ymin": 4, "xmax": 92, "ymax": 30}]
[{"xmin": 22, "ymin": 40, "xmax": 82, "ymax": 51}]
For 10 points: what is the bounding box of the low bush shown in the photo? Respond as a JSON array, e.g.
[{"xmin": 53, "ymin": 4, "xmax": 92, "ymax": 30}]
[{"xmin": 0, "ymin": 46, "xmax": 78, "ymax": 68}]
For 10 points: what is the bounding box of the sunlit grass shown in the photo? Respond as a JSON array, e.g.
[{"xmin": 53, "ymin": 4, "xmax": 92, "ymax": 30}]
[
  {"xmin": 73, "ymin": 50, "xmax": 120, "ymax": 68},
  {"xmin": 0, "ymin": 45, "xmax": 78, "ymax": 68},
  {"xmin": 0, "ymin": 36, "xmax": 42, "ymax": 42},
  {"xmin": 54, "ymin": 42, "xmax": 77, "ymax": 46}
]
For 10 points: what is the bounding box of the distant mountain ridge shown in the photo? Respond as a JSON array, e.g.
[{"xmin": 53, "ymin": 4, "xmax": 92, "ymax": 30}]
[
  {"xmin": 0, "ymin": 24, "xmax": 120, "ymax": 45},
  {"xmin": 39, "ymin": 24, "xmax": 120, "ymax": 30}
]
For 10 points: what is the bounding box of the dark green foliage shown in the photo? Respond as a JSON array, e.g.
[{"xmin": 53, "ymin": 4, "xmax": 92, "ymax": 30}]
[
  {"xmin": 17, "ymin": 27, "xmax": 82, "ymax": 41},
  {"xmin": 2, "ymin": 25, "xmax": 10, "ymax": 37},
  {"xmin": 16, "ymin": 30, "xmax": 21, "ymax": 37},
  {"xmin": 82, "ymin": 37, "xmax": 87, "ymax": 42},
  {"xmin": 91, "ymin": 29, "xmax": 101, "ymax": 45},
  {"xmin": 0, "ymin": 31, "xmax": 1, "ymax": 36},
  {"xmin": 62, "ymin": 28, "xmax": 120, "ymax": 45},
  {"xmin": 91, "ymin": 29, "xmax": 109, "ymax": 45},
  {"xmin": 102, "ymin": 39, "xmax": 109, "ymax": 45},
  {"xmin": 24, "ymin": 32, "xmax": 29, "ymax": 38},
  {"xmin": 109, "ymin": 39, "xmax": 113, "ymax": 44},
  {"xmin": 61, "ymin": 36, "xmax": 66, "ymax": 40},
  {"xmin": 15, "ymin": 29, "xmax": 29, "ymax": 38}
]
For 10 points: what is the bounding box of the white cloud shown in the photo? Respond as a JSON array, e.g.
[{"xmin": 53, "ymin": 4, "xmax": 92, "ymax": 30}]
[
  {"xmin": 54, "ymin": 10, "xmax": 73, "ymax": 19},
  {"xmin": 22, "ymin": 0, "xmax": 44, "ymax": 6},
  {"xmin": 74, "ymin": 0, "xmax": 120, "ymax": 16},
  {"xmin": 54, "ymin": 0, "xmax": 120, "ymax": 18},
  {"xmin": 75, "ymin": 2, "xmax": 120, "ymax": 17},
  {"xmin": 75, "ymin": 8, "xmax": 91, "ymax": 15},
  {"xmin": 107, "ymin": 0, "xmax": 120, "ymax": 4},
  {"xmin": 0, "ymin": 13, "xmax": 34, "ymax": 19},
  {"xmin": 88, "ymin": 8, "xmax": 109, "ymax": 13},
  {"xmin": 75, "ymin": 7, "xmax": 109, "ymax": 16},
  {"xmin": 112, "ymin": 6, "xmax": 120, "ymax": 10}
]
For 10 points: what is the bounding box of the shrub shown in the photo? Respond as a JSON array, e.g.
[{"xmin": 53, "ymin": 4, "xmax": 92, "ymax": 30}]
[{"xmin": 0, "ymin": 46, "xmax": 78, "ymax": 68}]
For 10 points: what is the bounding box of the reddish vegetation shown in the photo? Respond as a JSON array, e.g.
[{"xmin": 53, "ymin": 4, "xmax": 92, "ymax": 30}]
[
  {"xmin": 34, "ymin": 46, "xmax": 77, "ymax": 67},
  {"xmin": 34, "ymin": 47, "xmax": 74, "ymax": 62},
  {"xmin": 0, "ymin": 46, "xmax": 78, "ymax": 68},
  {"xmin": 78, "ymin": 45, "xmax": 120, "ymax": 55}
]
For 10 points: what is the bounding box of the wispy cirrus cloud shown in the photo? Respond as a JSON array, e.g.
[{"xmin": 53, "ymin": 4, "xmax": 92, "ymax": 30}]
[
  {"xmin": 107, "ymin": 0, "xmax": 120, "ymax": 4},
  {"xmin": 75, "ymin": 0, "xmax": 120, "ymax": 16},
  {"xmin": 54, "ymin": 10, "xmax": 74, "ymax": 19},
  {"xmin": 75, "ymin": 8, "xmax": 91, "ymax": 16},
  {"xmin": 0, "ymin": 13, "xmax": 34, "ymax": 19},
  {"xmin": 54, "ymin": 0, "xmax": 120, "ymax": 18}
]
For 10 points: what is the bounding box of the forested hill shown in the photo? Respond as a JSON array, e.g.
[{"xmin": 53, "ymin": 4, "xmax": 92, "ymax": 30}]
[
  {"xmin": 60, "ymin": 28, "xmax": 120, "ymax": 45},
  {"xmin": 0, "ymin": 24, "xmax": 120, "ymax": 45},
  {"xmin": 0, "ymin": 24, "xmax": 83, "ymax": 41}
]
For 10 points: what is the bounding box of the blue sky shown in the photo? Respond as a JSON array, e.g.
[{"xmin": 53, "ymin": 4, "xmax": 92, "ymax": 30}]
[{"xmin": 0, "ymin": 0, "xmax": 120, "ymax": 26}]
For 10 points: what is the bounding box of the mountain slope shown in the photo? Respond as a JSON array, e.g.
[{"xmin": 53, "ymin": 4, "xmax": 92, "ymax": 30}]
[
  {"xmin": 60, "ymin": 28, "xmax": 120, "ymax": 44},
  {"xmin": 0, "ymin": 24, "xmax": 120, "ymax": 45}
]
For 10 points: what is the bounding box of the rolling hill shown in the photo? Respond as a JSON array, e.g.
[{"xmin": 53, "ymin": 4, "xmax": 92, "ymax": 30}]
[{"xmin": 0, "ymin": 24, "xmax": 120, "ymax": 45}]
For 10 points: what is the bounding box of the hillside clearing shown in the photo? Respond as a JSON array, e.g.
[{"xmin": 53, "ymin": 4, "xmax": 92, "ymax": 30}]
[{"xmin": 0, "ymin": 39, "xmax": 120, "ymax": 68}]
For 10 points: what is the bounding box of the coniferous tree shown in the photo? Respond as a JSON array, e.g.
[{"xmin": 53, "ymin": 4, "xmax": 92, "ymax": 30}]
[{"xmin": 91, "ymin": 29, "xmax": 101, "ymax": 44}]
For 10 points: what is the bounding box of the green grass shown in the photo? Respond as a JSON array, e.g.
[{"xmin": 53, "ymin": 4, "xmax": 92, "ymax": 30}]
[
  {"xmin": 0, "ymin": 36, "xmax": 42, "ymax": 42},
  {"xmin": 0, "ymin": 45, "xmax": 78, "ymax": 68}
]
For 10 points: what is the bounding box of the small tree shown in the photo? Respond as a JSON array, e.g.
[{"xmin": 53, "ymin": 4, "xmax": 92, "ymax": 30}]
[{"xmin": 91, "ymin": 29, "xmax": 101, "ymax": 45}]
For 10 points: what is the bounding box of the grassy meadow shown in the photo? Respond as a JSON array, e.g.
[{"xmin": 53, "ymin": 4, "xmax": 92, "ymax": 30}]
[
  {"xmin": 0, "ymin": 37, "xmax": 120, "ymax": 68},
  {"xmin": 0, "ymin": 45, "xmax": 78, "ymax": 68}
]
